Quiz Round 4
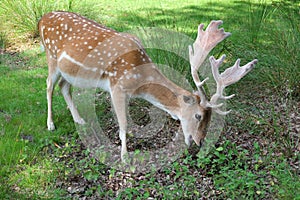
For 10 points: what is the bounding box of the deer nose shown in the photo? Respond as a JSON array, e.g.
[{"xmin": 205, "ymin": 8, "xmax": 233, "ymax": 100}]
[
  {"xmin": 199, "ymin": 139, "xmax": 204, "ymax": 148},
  {"xmin": 189, "ymin": 135, "xmax": 193, "ymax": 144}
]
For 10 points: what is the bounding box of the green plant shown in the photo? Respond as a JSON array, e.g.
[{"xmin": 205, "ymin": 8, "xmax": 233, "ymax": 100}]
[
  {"xmin": 246, "ymin": 0, "xmax": 300, "ymax": 99},
  {"xmin": 271, "ymin": 1, "xmax": 300, "ymax": 98},
  {"xmin": 0, "ymin": 0, "xmax": 100, "ymax": 43},
  {"xmin": 0, "ymin": 0, "xmax": 65, "ymax": 38},
  {"xmin": 7, "ymin": 159, "xmax": 60, "ymax": 198},
  {"xmin": 0, "ymin": 32, "xmax": 8, "ymax": 49},
  {"xmin": 267, "ymin": 157, "xmax": 300, "ymax": 199},
  {"xmin": 247, "ymin": 0, "xmax": 277, "ymax": 43}
]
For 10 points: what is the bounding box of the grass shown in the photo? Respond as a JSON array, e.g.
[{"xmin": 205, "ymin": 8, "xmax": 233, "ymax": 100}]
[{"xmin": 0, "ymin": 0, "xmax": 299, "ymax": 199}]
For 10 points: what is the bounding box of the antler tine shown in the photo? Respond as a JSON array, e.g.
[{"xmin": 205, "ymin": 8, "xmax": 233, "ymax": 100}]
[
  {"xmin": 189, "ymin": 20, "xmax": 231, "ymax": 107},
  {"xmin": 209, "ymin": 55, "xmax": 258, "ymax": 114}
]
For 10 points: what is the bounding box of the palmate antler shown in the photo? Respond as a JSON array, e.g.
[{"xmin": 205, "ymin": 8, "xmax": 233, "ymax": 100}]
[{"xmin": 189, "ymin": 20, "xmax": 258, "ymax": 114}]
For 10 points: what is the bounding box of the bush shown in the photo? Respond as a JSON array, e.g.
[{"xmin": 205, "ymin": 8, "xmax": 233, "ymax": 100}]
[
  {"xmin": 0, "ymin": 0, "xmax": 99, "ymax": 43},
  {"xmin": 270, "ymin": 1, "xmax": 300, "ymax": 98},
  {"xmin": 0, "ymin": 32, "xmax": 8, "ymax": 49}
]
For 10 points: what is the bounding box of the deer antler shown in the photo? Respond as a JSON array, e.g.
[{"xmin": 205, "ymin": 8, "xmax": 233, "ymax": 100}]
[
  {"xmin": 209, "ymin": 55, "xmax": 258, "ymax": 114},
  {"xmin": 189, "ymin": 20, "xmax": 258, "ymax": 114},
  {"xmin": 189, "ymin": 20, "xmax": 231, "ymax": 107}
]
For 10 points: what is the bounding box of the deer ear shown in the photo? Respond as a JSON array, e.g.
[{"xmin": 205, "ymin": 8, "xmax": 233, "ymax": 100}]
[{"xmin": 183, "ymin": 95, "xmax": 196, "ymax": 105}]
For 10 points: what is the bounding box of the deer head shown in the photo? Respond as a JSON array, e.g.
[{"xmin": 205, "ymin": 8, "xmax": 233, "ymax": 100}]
[{"xmin": 181, "ymin": 20, "xmax": 258, "ymax": 146}]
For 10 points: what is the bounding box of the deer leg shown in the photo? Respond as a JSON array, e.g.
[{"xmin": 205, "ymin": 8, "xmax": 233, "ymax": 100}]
[
  {"xmin": 47, "ymin": 76, "xmax": 56, "ymax": 131},
  {"xmin": 59, "ymin": 78, "xmax": 85, "ymax": 125},
  {"xmin": 46, "ymin": 57, "xmax": 59, "ymax": 131},
  {"xmin": 110, "ymin": 88, "xmax": 128, "ymax": 162}
]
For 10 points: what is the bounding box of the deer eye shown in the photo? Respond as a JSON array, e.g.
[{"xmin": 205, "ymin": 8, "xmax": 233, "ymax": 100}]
[{"xmin": 195, "ymin": 114, "xmax": 202, "ymax": 121}]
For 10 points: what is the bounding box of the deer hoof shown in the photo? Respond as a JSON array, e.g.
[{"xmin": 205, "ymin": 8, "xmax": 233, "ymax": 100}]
[{"xmin": 47, "ymin": 122, "xmax": 55, "ymax": 131}]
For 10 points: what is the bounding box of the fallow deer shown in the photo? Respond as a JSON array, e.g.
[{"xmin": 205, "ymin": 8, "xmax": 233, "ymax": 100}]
[{"xmin": 38, "ymin": 11, "xmax": 257, "ymax": 161}]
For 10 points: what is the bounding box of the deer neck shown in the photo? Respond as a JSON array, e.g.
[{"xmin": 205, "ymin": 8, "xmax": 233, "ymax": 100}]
[{"xmin": 130, "ymin": 64, "xmax": 191, "ymax": 120}]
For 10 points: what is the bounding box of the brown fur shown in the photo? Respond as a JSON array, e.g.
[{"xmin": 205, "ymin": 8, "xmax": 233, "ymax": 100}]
[{"xmin": 133, "ymin": 83, "xmax": 179, "ymax": 108}]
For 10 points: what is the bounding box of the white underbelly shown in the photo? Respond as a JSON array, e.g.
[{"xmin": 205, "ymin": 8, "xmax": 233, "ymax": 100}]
[{"xmin": 60, "ymin": 71, "xmax": 111, "ymax": 92}]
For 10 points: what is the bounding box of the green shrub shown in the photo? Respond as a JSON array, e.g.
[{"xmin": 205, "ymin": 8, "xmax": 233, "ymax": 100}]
[
  {"xmin": 271, "ymin": 1, "xmax": 300, "ymax": 98},
  {"xmin": 0, "ymin": 32, "xmax": 8, "ymax": 49},
  {"xmin": 0, "ymin": 0, "xmax": 99, "ymax": 43}
]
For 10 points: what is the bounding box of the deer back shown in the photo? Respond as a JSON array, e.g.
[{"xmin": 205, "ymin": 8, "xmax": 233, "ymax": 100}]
[{"xmin": 38, "ymin": 11, "xmax": 154, "ymax": 89}]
